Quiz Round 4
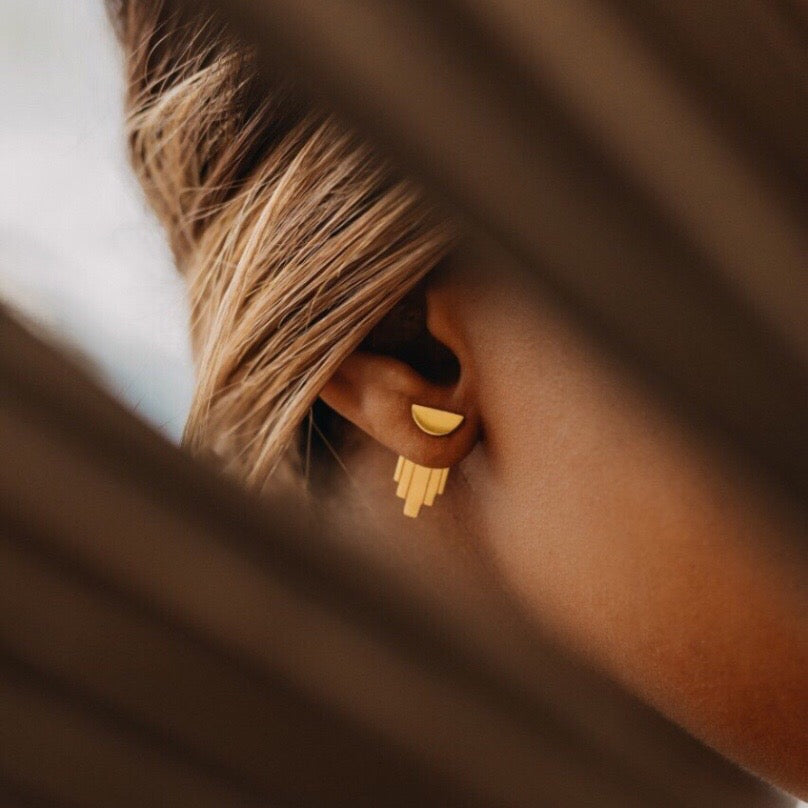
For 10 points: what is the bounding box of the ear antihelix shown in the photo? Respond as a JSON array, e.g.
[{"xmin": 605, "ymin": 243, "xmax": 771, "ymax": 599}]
[{"xmin": 394, "ymin": 405, "xmax": 464, "ymax": 518}]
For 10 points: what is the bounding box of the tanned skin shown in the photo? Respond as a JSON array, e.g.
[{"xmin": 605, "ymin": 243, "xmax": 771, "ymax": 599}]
[{"xmin": 320, "ymin": 235, "xmax": 807, "ymax": 800}]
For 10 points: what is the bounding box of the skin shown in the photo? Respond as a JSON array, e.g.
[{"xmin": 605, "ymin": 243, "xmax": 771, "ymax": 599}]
[{"xmin": 319, "ymin": 234, "xmax": 807, "ymax": 799}]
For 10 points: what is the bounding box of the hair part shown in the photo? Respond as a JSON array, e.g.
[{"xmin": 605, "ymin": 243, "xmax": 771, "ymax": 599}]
[{"xmin": 107, "ymin": 0, "xmax": 454, "ymax": 489}]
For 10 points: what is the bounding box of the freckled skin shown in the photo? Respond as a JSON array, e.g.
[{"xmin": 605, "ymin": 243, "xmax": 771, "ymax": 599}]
[{"xmin": 321, "ymin": 235, "xmax": 807, "ymax": 799}]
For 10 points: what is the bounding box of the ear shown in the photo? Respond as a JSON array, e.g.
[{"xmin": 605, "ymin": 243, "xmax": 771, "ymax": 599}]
[{"xmin": 318, "ymin": 276, "xmax": 480, "ymax": 469}]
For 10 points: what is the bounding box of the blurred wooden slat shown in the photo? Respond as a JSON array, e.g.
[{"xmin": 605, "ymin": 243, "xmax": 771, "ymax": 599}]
[
  {"xmin": 0, "ymin": 533, "xmax": 475, "ymax": 808},
  {"xmin": 205, "ymin": 0, "xmax": 808, "ymax": 513},
  {"xmin": 0, "ymin": 661, "xmax": 262, "ymax": 808},
  {"xmin": 0, "ymin": 773, "xmax": 77, "ymax": 808},
  {"xmin": 0, "ymin": 306, "xmax": 794, "ymax": 805},
  {"xmin": 608, "ymin": 0, "xmax": 808, "ymax": 186}
]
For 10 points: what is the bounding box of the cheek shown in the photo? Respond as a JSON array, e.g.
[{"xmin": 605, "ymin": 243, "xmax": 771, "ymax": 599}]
[
  {"xmin": 472, "ymin": 293, "xmax": 693, "ymax": 651},
  {"xmin": 467, "ymin": 292, "xmax": 808, "ymax": 779},
  {"xmin": 471, "ymin": 305, "xmax": 615, "ymax": 632},
  {"xmin": 466, "ymin": 281, "xmax": 675, "ymax": 647}
]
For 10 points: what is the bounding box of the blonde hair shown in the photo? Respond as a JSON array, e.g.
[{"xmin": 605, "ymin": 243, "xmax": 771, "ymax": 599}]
[{"xmin": 108, "ymin": 0, "xmax": 453, "ymax": 489}]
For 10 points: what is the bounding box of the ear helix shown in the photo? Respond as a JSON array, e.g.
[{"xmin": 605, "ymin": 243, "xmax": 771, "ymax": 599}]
[{"xmin": 394, "ymin": 404, "xmax": 464, "ymax": 518}]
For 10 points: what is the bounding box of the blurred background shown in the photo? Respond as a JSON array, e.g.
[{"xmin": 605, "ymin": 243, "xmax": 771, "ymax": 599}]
[{"xmin": 0, "ymin": 0, "xmax": 193, "ymax": 441}]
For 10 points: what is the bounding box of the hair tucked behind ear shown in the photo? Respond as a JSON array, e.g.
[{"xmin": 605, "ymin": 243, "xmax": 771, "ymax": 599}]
[{"xmin": 106, "ymin": 0, "xmax": 454, "ymax": 489}]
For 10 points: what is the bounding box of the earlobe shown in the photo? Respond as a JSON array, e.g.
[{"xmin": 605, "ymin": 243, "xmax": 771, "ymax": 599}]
[
  {"xmin": 393, "ymin": 404, "xmax": 466, "ymax": 517},
  {"xmin": 319, "ymin": 346, "xmax": 480, "ymax": 517},
  {"xmin": 319, "ymin": 350, "xmax": 479, "ymax": 469}
]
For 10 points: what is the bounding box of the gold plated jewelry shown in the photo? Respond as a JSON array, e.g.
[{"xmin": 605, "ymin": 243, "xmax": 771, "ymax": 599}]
[
  {"xmin": 410, "ymin": 404, "xmax": 464, "ymax": 436},
  {"xmin": 394, "ymin": 405, "xmax": 463, "ymax": 518}
]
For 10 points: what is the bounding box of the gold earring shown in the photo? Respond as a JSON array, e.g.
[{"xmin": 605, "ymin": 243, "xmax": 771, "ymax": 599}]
[{"xmin": 394, "ymin": 404, "xmax": 464, "ymax": 518}]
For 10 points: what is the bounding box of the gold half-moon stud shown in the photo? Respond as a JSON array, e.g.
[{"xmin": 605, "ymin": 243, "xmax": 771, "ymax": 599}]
[
  {"xmin": 410, "ymin": 404, "xmax": 464, "ymax": 436},
  {"xmin": 393, "ymin": 405, "xmax": 464, "ymax": 517}
]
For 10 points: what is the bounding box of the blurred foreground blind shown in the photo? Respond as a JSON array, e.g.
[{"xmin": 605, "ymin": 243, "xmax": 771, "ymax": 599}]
[
  {"xmin": 0, "ymin": 307, "xmax": 793, "ymax": 806},
  {"xmin": 1, "ymin": 0, "xmax": 806, "ymax": 804},
  {"xmin": 206, "ymin": 0, "xmax": 808, "ymax": 512}
]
